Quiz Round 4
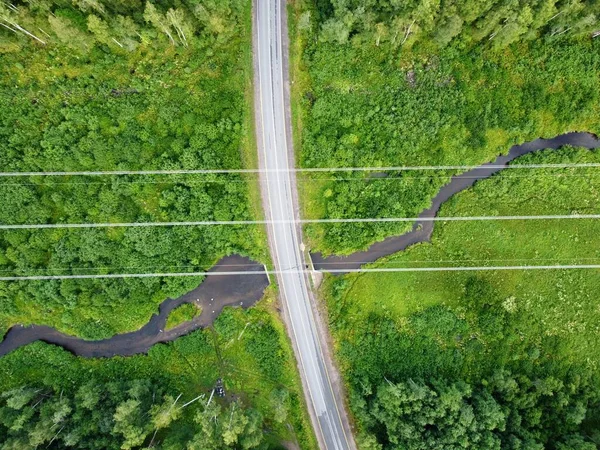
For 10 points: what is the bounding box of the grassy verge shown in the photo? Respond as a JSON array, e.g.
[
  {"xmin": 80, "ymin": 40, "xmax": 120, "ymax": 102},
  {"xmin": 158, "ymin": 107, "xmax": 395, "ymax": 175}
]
[
  {"xmin": 240, "ymin": 0, "xmax": 271, "ymax": 266},
  {"xmin": 287, "ymin": 0, "xmax": 328, "ymax": 246},
  {"xmin": 259, "ymin": 286, "xmax": 319, "ymax": 450},
  {"xmin": 287, "ymin": 1, "xmax": 311, "ymax": 168}
]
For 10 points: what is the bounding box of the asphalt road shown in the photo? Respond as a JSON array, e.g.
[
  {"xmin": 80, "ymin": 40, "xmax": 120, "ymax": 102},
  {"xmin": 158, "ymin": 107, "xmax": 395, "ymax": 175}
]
[{"xmin": 254, "ymin": 1, "xmax": 353, "ymax": 449}]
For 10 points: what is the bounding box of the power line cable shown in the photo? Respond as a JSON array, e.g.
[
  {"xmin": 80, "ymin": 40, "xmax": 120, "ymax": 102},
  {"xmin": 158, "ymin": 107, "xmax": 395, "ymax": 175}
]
[
  {"xmin": 3, "ymin": 256, "xmax": 600, "ymax": 274},
  {"xmin": 2, "ymin": 162, "xmax": 600, "ymax": 177},
  {"xmin": 3, "ymin": 171, "xmax": 600, "ymax": 186},
  {"xmin": 1, "ymin": 214, "xmax": 600, "ymax": 229},
  {"xmin": 1, "ymin": 264, "xmax": 600, "ymax": 281}
]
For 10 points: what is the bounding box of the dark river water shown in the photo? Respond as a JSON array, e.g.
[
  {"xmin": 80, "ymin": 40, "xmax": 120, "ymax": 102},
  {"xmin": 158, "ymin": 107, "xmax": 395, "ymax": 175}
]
[
  {"xmin": 0, "ymin": 255, "xmax": 269, "ymax": 357},
  {"xmin": 311, "ymin": 132, "xmax": 600, "ymax": 273}
]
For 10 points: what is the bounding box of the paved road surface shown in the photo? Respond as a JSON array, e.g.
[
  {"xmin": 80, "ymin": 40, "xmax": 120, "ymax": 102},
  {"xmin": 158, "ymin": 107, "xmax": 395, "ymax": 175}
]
[{"xmin": 254, "ymin": 1, "xmax": 354, "ymax": 449}]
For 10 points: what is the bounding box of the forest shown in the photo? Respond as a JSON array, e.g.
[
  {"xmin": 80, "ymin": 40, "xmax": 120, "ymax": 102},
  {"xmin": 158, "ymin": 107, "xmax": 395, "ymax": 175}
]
[
  {"xmin": 0, "ymin": 305, "xmax": 316, "ymax": 448},
  {"xmin": 360, "ymin": 373, "xmax": 598, "ymax": 450},
  {"xmin": 0, "ymin": 1, "xmax": 316, "ymax": 448},
  {"xmin": 291, "ymin": 0, "xmax": 600, "ymax": 254},
  {"xmin": 313, "ymin": 0, "xmax": 600, "ymax": 49},
  {"xmin": 1, "ymin": 379, "xmax": 267, "ymax": 449},
  {"xmin": 0, "ymin": 0, "xmax": 267, "ymax": 339},
  {"xmin": 290, "ymin": 2, "xmax": 600, "ymax": 447},
  {"xmin": 322, "ymin": 148, "xmax": 600, "ymax": 449}
]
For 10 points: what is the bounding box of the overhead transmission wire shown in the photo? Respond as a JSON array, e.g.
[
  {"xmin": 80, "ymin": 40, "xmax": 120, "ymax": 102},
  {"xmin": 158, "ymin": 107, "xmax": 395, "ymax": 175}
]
[
  {"xmin": 3, "ymin": 171, "xmax": 600, "ymax": 186},
  {"xmin": 2, "ymin": 256, "xmax": 600, "ymax": 274},
  {"xmin": 2, "ymin": 264, "xmax": 600, "ymax": 281},
  {"xmin": 2, "ymin": 161, "xmax": 600, "ymax": 177},
  {"xmin": 1, "ymin": 214, "xmax": 600, "ymax": 229}
]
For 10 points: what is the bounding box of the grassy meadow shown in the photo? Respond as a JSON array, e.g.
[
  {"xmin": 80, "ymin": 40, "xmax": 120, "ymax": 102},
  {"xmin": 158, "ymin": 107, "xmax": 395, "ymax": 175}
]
[{"xmin": 322, "ymin": 148, "xmax": 600, "ymax": 448}]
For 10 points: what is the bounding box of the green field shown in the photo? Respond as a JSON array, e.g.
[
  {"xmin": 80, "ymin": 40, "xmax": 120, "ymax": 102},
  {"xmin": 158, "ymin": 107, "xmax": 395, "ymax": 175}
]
[
  {"xmin": 0, "ymin": 298, "xmax": 316, "ymax": 449},
  {"xmin": 322, "ymin": 148, "xmax": 600, "ymax": 448},
  {"xmin": 290, "ymin": 0, "xmax": 600, "ymax": 255}
]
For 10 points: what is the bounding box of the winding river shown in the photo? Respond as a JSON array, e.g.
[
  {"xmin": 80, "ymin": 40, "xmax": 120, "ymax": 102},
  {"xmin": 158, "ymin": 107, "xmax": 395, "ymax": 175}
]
[
  {"xmin": 311, "ymin": 132, "xmax": 600, "ymax": 273},
  {"xmin": 3, "ymin": 132, "xmax": 599, "ymax": 358},
  {"xmin": 0, "ymin": 255, "xmax": 269, "ymax": 357}
]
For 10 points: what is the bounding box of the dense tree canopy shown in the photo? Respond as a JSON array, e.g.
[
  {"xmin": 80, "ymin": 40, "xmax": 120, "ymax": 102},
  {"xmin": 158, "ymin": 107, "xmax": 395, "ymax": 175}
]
[
  {"xmin": 312, "ymin": 0, "xmax": 600, "ymax": 50},
  {"xmin": 359, "ymin": 372, "xmax": 598, "ymax": 450},
  {"xmin": 0, "ymin": 378, "xmax": 267, "ymax": 449},
  {"xmin": 0, "ymin": 0, "xmax": 266, "ymax": 338}
]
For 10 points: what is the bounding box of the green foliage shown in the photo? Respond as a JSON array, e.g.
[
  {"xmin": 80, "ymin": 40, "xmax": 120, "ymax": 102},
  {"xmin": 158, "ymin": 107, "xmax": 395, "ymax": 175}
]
[
  {"xmin": 187, "ymin": 401, "xmax": 264, "ymax": 450},
  {"xmin": 1, "ymin": 0, "xmax": 249, "ymax": 51},
  {"xmin": 165, "ymin": 303, "xmax": 201, "ymax": 330},
  {"xmin": 0, "ymin": 3, "xmax": 316, "ymax": 446},
  {"xmin": 322, "ymin": 149, "xmax": 600, "ymax": 448},
  {"xmin": 311, "ymin": 0, "xmax": 600, "ymax": 50},
  {"xmin": 0, "ymin": 2, "xmax": 316, "ymax": 449},
  {"xmin": 0, "ymin": 0, "xmax": 267, "ymax": 338},
  {"xmin": 0, "ymin": 305, "xmax": 316, "ymax": 449},
  {"xmin": 244, "ymin": 320, "xmax": 286, "ymax": 381},
  {"xmin": 291, "ymin": 1, "xmax": 600, "ymax": 254},
  {"xmin": 0, "ymin": 378, "xmax": 267, "ymax": 449},
  {"xmin": 361, "ymin": 373, "xmax": 598, "ymax": 450}
]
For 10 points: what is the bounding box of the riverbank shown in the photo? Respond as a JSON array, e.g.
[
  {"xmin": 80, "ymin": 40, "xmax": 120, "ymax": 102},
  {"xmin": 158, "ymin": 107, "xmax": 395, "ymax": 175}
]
[
  {"xmin": 0, "ymin": 255, "xmax": 269, "ymax": 357},
  {"xmin": 320, "ymin": 142, "xmax": 600, "ymax": 449},
  {"xmin": 312, "ymin": 132, "xmax": 600, "ymax": 273}
]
